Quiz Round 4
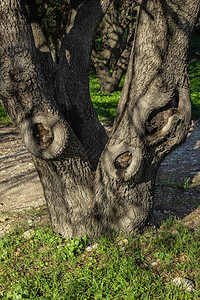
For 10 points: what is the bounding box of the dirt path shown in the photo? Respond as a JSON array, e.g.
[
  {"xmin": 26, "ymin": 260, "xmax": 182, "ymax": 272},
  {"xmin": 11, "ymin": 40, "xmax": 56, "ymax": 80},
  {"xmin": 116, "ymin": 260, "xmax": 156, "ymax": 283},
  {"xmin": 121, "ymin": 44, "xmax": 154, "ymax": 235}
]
[
  {"xmin": 153, "ymin": 119, "xmax": 200, "ymax": 225},
  {"xmin": 0, "ymin": 121, "xmax": 200, "ymax": 235},
  {"xmin": 0, "ymin": 127, "xmax": 44, "ymax": 211},
  {"xmin": 0, "ymin": 127, "xmax": 46, "ymax": 235}
]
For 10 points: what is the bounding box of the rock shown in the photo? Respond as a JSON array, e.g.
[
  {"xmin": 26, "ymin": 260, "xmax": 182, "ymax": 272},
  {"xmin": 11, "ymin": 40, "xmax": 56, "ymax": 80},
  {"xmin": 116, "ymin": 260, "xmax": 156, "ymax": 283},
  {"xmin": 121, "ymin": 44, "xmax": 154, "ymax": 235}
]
[
  {"xmin": 171, "ymin": 230, "xmax": 179, "ymax": 236},
  {"xmin": 173, "ymin": 277, "xmax": 195, "ymax": 292},
  {"xmin": 27, "ymin": 219, "xmax": 33, "ymax": 226},
  {"xmin": 150, "ymin": 259, "xmax": 161, "ymax": 267},
  {"xmin": 86, "ymin": 243, "xmax": 98, "ymax": 252},
  {"xmin": 116, "ymin": 237, "xmax": 129, "ymax": 250},
  {"xmin": 22, "ymin": 229, "xmax": 34, "ymax": 238},
  {"xmin": 181, "ymin": 207, "xmax": 200, "ymax": 229},
  {"xmin": 38, "ymin": 246, "xmax": 50, "ymax": 253}
]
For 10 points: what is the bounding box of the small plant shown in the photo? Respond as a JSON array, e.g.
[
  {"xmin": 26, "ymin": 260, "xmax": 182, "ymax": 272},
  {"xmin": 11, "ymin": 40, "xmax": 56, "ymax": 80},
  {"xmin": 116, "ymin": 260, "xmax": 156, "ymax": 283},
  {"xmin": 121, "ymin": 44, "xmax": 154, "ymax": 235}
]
[
  {"xmin": 63, "ymin": 235, "xmax": 89, "ymax": 258},
  {"xmin": 158, "ymin": 176, "xmax": 192, "ymax": 190},
  {"xmin": 5, "ymin": 285, "xmax": 29, "ymax": 300},
  {"xmin": 183, "ymin": 178, "xmax": 191, "ymax": 190}
]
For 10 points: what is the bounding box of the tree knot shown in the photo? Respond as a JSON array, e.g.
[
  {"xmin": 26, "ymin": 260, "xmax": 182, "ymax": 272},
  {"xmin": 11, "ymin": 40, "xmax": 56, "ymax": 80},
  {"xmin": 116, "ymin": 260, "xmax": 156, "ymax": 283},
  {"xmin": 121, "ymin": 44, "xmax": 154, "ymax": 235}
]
[
  {"xmin": 114, "ymin": 151, "xmax": 132, "ymax": 170},
  {"xmin": 33, "ymin": 123, "xmax": 53, "ymax": 147}
]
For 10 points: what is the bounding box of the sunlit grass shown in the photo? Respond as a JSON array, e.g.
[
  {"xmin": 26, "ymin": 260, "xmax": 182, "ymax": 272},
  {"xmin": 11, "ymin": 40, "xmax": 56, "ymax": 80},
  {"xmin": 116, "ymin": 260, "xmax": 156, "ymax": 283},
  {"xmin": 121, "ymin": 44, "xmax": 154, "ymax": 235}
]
[
  {"xmin": 90, "ymin": 61, "xmax": 200, "ymax": 123},
  {"xmin": 0, "ymin": 219, "xmax": 199, "ymax": 299},
  {"xmin": 89, "ymin": 72, "xmax": 124, "ymax": 124}
]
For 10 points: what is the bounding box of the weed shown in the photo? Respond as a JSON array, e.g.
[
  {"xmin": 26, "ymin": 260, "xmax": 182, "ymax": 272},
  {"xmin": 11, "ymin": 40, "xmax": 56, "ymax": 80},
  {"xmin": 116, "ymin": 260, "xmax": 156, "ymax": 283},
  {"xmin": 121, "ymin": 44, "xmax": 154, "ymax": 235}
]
[{"xmin": 184, "ymin": 178, "xmax": 191, "ymax": 190}]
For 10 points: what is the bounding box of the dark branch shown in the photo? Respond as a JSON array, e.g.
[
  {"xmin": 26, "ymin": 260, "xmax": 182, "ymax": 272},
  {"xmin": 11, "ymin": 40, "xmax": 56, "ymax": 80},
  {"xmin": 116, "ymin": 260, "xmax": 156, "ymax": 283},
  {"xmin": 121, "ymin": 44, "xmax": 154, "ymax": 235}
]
[{"xmin": 57, "ymin": 0, "xmax": 112, "ymax": 167}]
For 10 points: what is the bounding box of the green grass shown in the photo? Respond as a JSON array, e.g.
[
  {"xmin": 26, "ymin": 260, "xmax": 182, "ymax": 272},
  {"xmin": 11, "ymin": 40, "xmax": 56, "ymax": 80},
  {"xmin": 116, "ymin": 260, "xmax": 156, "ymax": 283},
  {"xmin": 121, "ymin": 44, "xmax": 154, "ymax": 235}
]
[
  {"xmin": 0, "ymin": 104, "xmax": 11, "ymax": 126},
  {"xmin": 89, "ymin": 72, "xmax": 124, "ymax": 124},
  {"xmin": 0, "ymin": 219, "xmax": 199, "ymax": 299},
  {"xmin": 156, "ymin": 176, "xmax": 195, "ymax": 190},
  {"xmin": 0, "ymin": 73, "xmax": 123, "ymax": 126}
]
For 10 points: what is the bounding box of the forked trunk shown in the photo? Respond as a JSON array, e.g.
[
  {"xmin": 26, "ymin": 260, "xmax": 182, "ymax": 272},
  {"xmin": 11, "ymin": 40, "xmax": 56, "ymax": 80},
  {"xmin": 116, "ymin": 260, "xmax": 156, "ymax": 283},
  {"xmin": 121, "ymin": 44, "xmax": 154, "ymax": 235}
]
[{"xmin": 0, "ymin": 0, "xmax": 199, "ymax": 238}]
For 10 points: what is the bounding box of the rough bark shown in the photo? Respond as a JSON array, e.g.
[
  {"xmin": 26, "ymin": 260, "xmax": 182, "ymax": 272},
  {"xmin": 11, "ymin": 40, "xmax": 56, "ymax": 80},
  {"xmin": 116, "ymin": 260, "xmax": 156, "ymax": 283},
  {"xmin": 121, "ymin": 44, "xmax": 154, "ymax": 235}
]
[
  {"xmin": 0, "ymin": 0, "xmax": 110, "ymax": 237},
  {"xmin": 0, "ymin": 0, "xmax": 199, "ymax": 238},
  {"xmin": 92, "ymin": 0, "xmax": 200, "ymax": 236}
]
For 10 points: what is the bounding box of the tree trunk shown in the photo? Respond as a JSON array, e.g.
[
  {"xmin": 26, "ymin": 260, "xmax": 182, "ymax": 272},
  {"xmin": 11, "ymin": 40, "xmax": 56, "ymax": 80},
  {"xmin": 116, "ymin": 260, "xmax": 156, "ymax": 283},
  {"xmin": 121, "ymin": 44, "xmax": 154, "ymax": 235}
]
[
  {"xmin": 0, "ymin": 0, "xmax": 199, "ymax": 238},
  {"xmin": 92, "ymin": 1, "xmax": 137, "ymax": 93}
]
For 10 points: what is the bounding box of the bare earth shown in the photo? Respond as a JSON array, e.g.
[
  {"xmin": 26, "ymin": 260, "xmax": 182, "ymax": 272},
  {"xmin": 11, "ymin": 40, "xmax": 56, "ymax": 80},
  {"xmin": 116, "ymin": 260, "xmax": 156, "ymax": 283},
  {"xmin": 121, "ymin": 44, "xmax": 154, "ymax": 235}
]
[{"xmin": 0, "ymin": 121, "xmax": 200, "ymax": 235}]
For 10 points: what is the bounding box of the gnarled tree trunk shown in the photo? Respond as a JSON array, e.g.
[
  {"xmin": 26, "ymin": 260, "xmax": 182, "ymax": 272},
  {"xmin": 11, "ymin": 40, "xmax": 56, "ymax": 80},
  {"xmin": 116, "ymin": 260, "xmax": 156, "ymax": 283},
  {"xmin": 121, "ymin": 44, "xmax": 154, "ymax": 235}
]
[{"xmin": 0, "ymin": 0, "xmax": 199, "ymax": 238}]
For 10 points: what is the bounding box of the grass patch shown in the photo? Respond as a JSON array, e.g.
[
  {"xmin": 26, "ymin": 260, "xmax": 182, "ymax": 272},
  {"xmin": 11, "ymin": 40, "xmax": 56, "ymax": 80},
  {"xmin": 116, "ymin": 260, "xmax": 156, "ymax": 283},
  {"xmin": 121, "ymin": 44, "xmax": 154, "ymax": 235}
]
[
  {"xmin": 90, "ymin": 60, "xmax": 200, "ymax": 123},
  {"xmin": 0, "ymin": 104, "xmax": 11, "ymax": 126},
  {"xmin": 0, "ymin": 219, "xmax": 199, "ymax": 299},
  {"xmin": 89, "ymin": 72, "xmax": 124, "ymax": 124}
]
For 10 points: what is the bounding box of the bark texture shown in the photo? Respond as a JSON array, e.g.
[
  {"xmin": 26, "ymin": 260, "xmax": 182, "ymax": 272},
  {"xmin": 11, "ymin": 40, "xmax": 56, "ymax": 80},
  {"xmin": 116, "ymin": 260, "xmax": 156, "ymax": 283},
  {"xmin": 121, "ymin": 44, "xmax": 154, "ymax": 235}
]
[
  {"xmin": 92, "ymin": 0, "xmax": 199, "ymax": 236},
  {"xmin": 0, "ymin": 0, "xmax": 199, "ymax": 238}
]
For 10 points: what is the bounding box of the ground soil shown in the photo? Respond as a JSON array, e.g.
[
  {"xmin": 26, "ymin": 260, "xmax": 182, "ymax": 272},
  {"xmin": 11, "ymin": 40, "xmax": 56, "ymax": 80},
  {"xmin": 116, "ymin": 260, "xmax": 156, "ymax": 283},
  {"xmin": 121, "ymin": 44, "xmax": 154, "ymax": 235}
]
[{"xmin": 0, "ymin": 121, "xmax": 200, "ymax": 236}]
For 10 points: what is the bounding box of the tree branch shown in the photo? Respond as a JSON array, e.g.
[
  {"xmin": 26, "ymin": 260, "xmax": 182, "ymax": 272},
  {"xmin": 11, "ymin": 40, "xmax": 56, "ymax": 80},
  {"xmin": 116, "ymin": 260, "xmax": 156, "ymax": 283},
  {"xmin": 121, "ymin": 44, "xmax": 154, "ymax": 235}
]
[
  {"xmin": 0, "ymin": 0, "xmax": 91, "ymax": 162},
  {"xmin": 57, "ymin": 0, "xmax": 112, "ymax": 167}
]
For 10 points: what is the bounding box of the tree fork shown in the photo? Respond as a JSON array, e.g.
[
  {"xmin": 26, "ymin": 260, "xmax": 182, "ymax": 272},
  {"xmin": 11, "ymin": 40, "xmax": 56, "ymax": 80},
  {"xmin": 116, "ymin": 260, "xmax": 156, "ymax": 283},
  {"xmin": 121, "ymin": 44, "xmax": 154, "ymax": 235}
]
[{"xmin": 0, "ymin": 0, "xmax": 200, "ymax": 238}]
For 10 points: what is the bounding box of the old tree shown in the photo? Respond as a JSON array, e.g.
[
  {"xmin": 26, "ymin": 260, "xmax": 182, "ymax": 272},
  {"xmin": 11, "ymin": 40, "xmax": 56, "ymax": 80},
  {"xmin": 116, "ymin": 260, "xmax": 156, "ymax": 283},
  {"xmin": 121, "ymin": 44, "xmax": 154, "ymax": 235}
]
[{"xmin": 0, "ymin": 0, "xmax": 199, "ymax": 238}]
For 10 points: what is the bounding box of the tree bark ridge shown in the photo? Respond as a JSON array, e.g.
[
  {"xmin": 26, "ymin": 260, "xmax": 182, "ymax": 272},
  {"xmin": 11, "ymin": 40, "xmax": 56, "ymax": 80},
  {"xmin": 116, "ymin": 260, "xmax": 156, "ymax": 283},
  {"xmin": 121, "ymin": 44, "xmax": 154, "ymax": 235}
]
[{"xmin": 92, "ymin": 0, "xmax": 200, "ymax": 237}]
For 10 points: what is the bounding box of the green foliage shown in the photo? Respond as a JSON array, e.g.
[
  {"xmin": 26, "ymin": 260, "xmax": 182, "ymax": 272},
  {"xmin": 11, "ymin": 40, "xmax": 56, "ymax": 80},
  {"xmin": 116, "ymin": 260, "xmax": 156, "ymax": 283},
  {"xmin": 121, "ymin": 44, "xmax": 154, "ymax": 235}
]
[
  {"xmin": 1, "ymin": 61, "xmax": 200, "ymax": 126},
  {"xmin": 89, "ymin": 60, "xmax": 200, "ymax": 123},
  {"xmin": 0, "ymin": 220, "xmax": 200, "ymax": 299},
  {"xmin": 188, "ymin": 32, "xmax": 200, "ymax": 119}
]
